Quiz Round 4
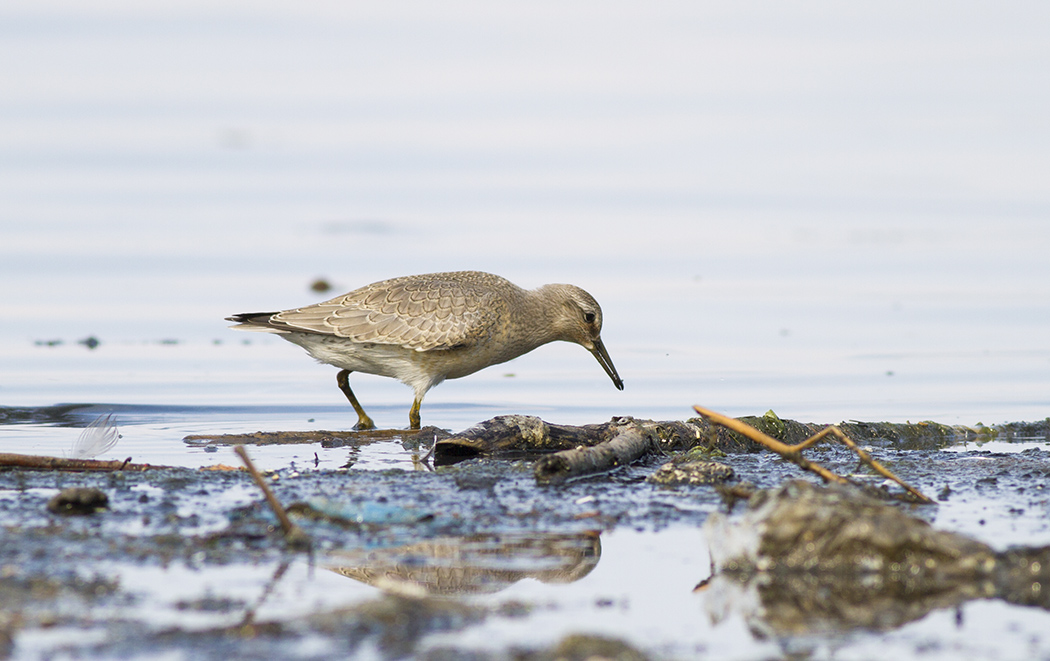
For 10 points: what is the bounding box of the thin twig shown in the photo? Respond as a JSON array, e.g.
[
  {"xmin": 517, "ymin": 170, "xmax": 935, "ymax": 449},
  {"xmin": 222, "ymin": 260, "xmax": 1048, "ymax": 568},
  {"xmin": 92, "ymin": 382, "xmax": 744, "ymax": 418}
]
[
  {"xmin": 691, "ymin": 408, "xmax": 848, "ymax": 485},
  {"xmin": 693, "ymin": 406, "xmax": 933, "ymax": 504},
  {"xmin": 820, "ymin": 426, "xmax": 933, "ymax": 504},
  {"xmin": 234, "ymin": 446, "xmax": 311, "ymax": 547},
  {"xmin": 0, "ymin": 452, "xmax": 155, "ymax": 472}
]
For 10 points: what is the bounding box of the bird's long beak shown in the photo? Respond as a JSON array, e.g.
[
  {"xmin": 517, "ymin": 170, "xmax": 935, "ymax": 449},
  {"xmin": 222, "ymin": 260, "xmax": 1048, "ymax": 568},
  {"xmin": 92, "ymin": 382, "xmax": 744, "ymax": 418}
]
[{"xmin": 590, "ymin": 337, "xmax": 624, "ymax": 390}]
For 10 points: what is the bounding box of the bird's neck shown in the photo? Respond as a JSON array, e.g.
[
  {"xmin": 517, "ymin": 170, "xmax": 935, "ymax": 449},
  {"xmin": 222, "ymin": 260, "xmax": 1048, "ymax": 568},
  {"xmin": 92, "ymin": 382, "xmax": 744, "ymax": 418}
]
[{"xmin": 520, "ymin": 285, "xmax": 574, "ymax": 346}]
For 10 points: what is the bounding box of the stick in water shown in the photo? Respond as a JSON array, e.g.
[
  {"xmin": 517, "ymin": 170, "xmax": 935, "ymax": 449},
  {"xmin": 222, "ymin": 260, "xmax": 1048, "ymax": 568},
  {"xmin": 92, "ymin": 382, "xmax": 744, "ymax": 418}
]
[
  {"xmin": 234, "ymin": 445, "xmax": 311, "ymax": 547},
  {"xmin": 693, "ymin": 405, "xmax": 933, "ymax": 504}
]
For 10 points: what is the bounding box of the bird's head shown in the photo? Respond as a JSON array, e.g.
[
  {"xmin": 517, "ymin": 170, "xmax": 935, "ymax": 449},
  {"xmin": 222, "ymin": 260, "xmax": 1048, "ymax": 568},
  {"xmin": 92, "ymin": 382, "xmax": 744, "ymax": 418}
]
[{"xmin": 543, "ymin": 284, "xmax": 624, "ymax": 391}]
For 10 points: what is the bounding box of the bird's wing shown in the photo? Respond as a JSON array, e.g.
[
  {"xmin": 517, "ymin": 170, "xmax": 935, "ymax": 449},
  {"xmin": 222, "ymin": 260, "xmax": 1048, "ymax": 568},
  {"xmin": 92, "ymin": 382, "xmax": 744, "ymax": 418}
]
[{"xmin": 269, "ymin": 274, "xmax": 504, "ymax": 351}]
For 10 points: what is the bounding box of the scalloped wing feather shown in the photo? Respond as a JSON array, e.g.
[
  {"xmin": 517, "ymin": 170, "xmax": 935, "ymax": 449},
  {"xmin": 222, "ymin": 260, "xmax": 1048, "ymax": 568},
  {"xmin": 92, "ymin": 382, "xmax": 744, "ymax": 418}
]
[{"xmin": 269, "ymin": 274, "xmax": 503, "ymax": 351}]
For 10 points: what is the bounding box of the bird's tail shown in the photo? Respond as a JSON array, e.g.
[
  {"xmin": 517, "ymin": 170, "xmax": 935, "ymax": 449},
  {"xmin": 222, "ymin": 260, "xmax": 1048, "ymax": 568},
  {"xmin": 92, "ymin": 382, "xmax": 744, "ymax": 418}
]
[{"xmin": 226, "ymin": 312, "xmax": 283, "ymax": 332}]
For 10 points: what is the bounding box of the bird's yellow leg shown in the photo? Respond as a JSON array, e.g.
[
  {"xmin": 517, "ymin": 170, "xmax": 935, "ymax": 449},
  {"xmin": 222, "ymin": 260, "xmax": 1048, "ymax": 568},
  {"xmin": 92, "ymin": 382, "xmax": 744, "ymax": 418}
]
[
  {"xmin": 409, "ymin": 397, "xmax": 422, "ymax": 430},
  {"xmin": 336, "ymin": 369, "xmax": 375, "ymax": 430}
]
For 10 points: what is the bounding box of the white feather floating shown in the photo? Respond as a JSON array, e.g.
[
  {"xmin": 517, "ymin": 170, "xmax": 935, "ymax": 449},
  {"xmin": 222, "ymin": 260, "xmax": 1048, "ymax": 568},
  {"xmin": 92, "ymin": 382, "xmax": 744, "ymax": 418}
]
[{"xmin": 70, "ymin": 414, "xmax": 120, "ymax": 459}]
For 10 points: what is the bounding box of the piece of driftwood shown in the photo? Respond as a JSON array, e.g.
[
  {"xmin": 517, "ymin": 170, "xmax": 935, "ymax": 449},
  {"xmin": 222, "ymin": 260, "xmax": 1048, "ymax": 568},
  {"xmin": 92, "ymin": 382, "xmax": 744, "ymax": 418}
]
[
  {"xmin": 433, "ymin": 415, "xmax": 701, "ymax": 465},
  {"xmin": 185, "ymin": 426, "xmax": 448, "ymax": 448},
  {"xmin": 534, "ymin": 421, "xmax": 656, "ymax": 485},
  {"xmin": 0, "ymin": 453, "xmax": 159, "ymax": 472},
  {"xmin": 693, "ymin": 406, "xmax": 934, "ymax": 504}
]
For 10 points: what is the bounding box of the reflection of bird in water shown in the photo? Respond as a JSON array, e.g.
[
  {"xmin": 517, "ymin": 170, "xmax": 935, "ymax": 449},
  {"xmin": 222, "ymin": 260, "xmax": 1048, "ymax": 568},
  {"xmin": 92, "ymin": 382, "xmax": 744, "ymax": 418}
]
[
  {"xmin": 227, "ymin": 271, "xmax": 623, "ymax": 430},
  {"xmin": 325, "ymin": 531, "xmax": 602, "ymax": 596}
]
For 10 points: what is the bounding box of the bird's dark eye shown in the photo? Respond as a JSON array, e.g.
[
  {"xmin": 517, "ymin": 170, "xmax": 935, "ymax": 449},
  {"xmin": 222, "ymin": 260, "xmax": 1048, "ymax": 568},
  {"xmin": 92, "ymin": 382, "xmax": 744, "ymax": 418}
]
[{"xmin": 583, "ymin": 312, "xmax": 596, "ymax": 323}]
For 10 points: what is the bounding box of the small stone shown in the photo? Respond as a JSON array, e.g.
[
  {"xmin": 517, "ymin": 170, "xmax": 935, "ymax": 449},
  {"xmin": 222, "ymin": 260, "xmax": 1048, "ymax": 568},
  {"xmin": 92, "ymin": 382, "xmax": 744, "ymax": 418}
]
[
  {"xmin": 47, "ymin": 487, "xmax": 108, "ymax": 515},
  {"xmin": 647, "ymin": 459, "xmax": 735, "ymax": 486}
]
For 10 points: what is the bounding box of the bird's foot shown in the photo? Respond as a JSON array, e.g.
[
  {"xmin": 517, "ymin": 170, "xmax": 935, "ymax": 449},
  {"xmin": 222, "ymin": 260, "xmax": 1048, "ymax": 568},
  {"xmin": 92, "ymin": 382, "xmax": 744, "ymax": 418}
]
[{"xmin": 353, "ymin": 416, "xmax": 376, "ymax": 431}]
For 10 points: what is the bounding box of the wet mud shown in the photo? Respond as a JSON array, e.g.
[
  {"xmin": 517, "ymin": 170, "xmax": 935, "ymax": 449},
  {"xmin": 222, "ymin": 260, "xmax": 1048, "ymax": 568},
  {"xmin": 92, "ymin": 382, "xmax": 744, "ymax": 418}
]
[
  {"xmin": 1, "ymin": 413, "xmax": 1049, "ymax": 659},
  {"xmin": 704, "ymin": 480, "xmax": 1050, "ymax": 636}
]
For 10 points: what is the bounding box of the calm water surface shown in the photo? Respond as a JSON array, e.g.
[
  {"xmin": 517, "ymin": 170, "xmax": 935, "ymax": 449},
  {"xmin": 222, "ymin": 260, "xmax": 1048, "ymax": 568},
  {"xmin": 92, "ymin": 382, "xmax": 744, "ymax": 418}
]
[{"xmin": 3, "ymin": 3, "xmax": 1048, "ymax": 434}]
